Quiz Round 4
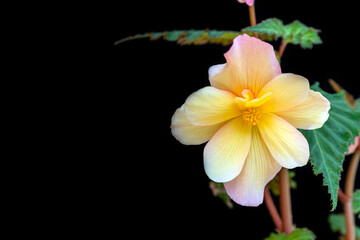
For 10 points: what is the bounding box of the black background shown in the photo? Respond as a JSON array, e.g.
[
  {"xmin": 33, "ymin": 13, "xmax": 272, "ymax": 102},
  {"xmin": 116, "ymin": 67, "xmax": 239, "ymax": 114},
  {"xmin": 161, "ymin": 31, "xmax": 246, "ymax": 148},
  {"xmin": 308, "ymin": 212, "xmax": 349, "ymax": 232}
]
[{"xmin": 104, "ymin": 1, "xmax": 360, "ymax": 239}]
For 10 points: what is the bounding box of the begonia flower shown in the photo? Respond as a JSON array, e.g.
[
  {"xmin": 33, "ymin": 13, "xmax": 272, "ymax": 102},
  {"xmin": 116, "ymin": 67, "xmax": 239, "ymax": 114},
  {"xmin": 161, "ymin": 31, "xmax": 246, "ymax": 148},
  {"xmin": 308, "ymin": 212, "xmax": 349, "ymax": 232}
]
[
  {"xmin": 170, "ymin": 34, "xmax": 330, "ymax": 206},
  {"xmin": 237, "ymin": 0, "xmax": 254, "ymax": 7}
]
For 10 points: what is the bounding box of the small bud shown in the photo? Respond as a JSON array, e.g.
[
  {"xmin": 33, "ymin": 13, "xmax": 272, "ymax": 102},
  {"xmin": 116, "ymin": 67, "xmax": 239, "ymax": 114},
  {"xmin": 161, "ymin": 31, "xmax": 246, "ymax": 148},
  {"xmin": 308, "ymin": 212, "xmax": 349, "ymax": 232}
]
[{"xmin": 237, "ymin": 0, "xmax": 254, "ymax": 7}]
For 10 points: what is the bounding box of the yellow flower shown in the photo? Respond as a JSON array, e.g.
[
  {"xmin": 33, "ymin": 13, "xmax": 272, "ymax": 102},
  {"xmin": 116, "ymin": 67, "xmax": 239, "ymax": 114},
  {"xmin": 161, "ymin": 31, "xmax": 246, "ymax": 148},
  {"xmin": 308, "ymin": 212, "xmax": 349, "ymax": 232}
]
[{"xmin": 170, "ymin": 34, "xmax": 330, "ymax": 206}]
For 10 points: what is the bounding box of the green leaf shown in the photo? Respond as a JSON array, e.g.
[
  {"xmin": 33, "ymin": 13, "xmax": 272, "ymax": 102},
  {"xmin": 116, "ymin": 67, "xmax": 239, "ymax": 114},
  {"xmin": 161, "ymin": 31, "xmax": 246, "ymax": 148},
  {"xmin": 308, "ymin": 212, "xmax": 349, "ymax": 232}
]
[
  {"xmin": 329, "ymin": 214, "xmax": 346, "ymax": 235},
  {"xmin": 354, "ymin": 98, "xmax": 360, "ymax": 114},
  {"xmin": 264, "ymin": 228, "xmax": 316, "ymax": 240},
  {"xmin": 287, "ymin": 228, "xmax": 316, "ymax": 240},
  {"xmin": 165, "ymin": 30, "xmax": 185, "ymax": 41},
  {"xmin": 284, "ymin": 20, "xmax": 322, "ymax": 49},
  {"xmin": 265, "ymin": 233, "xmax": 287, "ymax": 240},
  {"xmin": 183, "ymin": 29, "xmax": 205, "ymax": 40},
  {"xmin": 114, "ymin": 29, "xmax": 241, "ymax": 46},
  {"xmin": 353, "ymin": 189, "xmax": 360, "ymax": 218},
  {"xmin": 242, "ymin": 18, "xmax": 322, "ymax": 49},
  {"xmin": 113, "ymin": 33, "xmax": 152, "ymax": 45},
  {"xmin": 242, "ymin": 18, "xmax": 285, "ymax": 40},
  {"xmin": 328, "ymin": 214, "xmax": 360, "ymax": 238},
  {"xmin": 299, "ymin": 28, "xmax": 322, "ymax": 49},
  {"xmin": 300, "ymin": 83, "xmax": 360, "ymax": 211},
  {"xmin": 283, "ymin": 20, "xmax": 308, "ymax": 42}
]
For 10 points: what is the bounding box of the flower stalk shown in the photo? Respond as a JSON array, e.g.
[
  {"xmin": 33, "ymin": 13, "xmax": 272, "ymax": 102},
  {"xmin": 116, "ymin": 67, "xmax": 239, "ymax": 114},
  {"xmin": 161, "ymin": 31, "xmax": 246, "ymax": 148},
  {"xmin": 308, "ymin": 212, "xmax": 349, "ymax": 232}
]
[
  {"xmin": 264, "ymin": 187, "xmax": 283, "ymax": 232},
  {"xmin": 278, "ymin": 41, "xmax": 287, "ymax": 59},
  {"xmin": 343, "ymin": 145, "xmax": 360, "ymax": 240},
  {"xmin": 248, "ymin": 4, "xmax": 257, "ymax": 27},
  {"xmin": 248, "ymin": 4, "xmax": 258, "ymax": 38},
  {"xmin": 279, "ymin": 168, "xmax": 293, "ymax": 235}
]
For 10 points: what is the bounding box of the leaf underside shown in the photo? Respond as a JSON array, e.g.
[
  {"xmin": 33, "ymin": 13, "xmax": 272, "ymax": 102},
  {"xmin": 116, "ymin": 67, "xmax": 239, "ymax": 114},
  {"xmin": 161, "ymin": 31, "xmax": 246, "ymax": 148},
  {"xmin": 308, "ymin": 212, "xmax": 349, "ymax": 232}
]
[
  {"xmin": 300, "ymin": 83, "xmax": 360, "ymax": 211},
  {"xmin": 115, "ymin": 29, "xmax": 241, "ymax": 46}
]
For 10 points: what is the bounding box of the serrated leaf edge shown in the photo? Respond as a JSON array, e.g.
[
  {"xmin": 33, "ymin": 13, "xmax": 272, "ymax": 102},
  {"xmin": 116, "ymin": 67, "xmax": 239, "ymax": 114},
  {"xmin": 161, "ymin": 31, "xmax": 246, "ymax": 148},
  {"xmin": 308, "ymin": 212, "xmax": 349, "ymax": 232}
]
[{"xmin": 114, "ymin": 29, "xmax": 241, "ymax": 46}]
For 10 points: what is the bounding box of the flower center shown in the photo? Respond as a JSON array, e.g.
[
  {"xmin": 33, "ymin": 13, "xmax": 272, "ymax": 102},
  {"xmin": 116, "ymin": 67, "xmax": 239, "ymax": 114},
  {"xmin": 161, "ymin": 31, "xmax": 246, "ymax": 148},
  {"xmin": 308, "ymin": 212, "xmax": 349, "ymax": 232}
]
[
  {"xmin": 241, "ymin": 89, "xmax": 255, "ymax": 101},
  {"xmin": 235, "ymin": 89, "xmax": 272, "ymax": 108},
  {"xmin": 242, "ymin": 108, "xmax": 261, "ymax": 126}
]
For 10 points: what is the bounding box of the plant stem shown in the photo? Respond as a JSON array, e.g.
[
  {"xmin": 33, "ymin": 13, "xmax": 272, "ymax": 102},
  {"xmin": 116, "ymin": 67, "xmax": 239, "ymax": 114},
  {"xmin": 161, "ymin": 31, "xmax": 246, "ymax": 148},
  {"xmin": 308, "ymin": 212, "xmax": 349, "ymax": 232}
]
[
  {"xmin": 343, "ymin": 146, "xmax": 360, "ymax": 240},
  {"xmin": 248, "ymin": 4, "xmax": 259, "ymax": 38},
  {"xmin": 345, "ymin": 146, "xmax": 360, "ymax": 196},
  {"xmin": 278, "ymin": 41, "xmax": 287, "ymax": 60},
  {"xmin": 279, "ymin": 168, "xmax": 293, "ymax": 235},
  {"xmin": 248, "ymin": 4, "xmax": 257, "ymax": 26},
  {"xmin": 328, "ymin": 78, "xmax": 355, "ymax": 106},
  {"xmin": 264, "ymin": 186, "xmax": 283, "ymax": 232},
  {"xmin": 344, "ymin": 201, "xmax": 355, "ymax": 240},
  {"xmin": 339, "ymin": 189, "xmax": 351, "ymax": 203}
]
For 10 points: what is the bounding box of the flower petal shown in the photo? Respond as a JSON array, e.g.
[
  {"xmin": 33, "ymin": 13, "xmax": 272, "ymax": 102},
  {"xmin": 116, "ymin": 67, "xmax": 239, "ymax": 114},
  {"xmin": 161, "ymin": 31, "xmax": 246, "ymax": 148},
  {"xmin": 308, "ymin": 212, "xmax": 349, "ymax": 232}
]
[
  {"xmin": 258, "ymin": 113, "xmax": 310, "ymax": 169},
  {"xmin": 171, "ymin": 105, "xmax": 224, "ymax": 145},
  {"xmin": 209, "ymin": 34, "xmax": 281, "ymax": 96},
  {"xmin": 276, "ymin": 90, "xmax": 330, "ymax": 130},
  {"xmin": 224, "ymin": 127, "xmax": 281, "ymax": 206},
  {"xmin": 258, "ymin": 73, "xmax": 310, "ymax": 112},
  {"xmin": 208, "ymin": 64, "xmax": 234, "ymax": 93},
  {"xmin": 184, "ymin": 86, "xmax": 241, "ymax": 126},
  {"xmin": 204, "ymin": 117, "xmax": 252, "ymax": 182}
]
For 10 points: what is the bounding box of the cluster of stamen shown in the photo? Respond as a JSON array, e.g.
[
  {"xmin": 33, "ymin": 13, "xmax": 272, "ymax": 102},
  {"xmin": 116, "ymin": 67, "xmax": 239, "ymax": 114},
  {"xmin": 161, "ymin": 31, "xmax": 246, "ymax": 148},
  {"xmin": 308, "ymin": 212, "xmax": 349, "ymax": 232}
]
[{"xmin": 242, "ymin": 108, "xmax": 261, "ymax": 126}]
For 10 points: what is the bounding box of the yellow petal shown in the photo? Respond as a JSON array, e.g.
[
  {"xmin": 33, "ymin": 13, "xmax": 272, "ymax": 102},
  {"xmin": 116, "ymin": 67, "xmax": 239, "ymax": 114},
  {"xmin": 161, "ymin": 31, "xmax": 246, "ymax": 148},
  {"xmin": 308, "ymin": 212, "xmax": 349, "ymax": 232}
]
[
  {"xmin": 171, "ymin": 105, "xmax": 223, "ymax": 145},
  {"xmin": 208, "ymin": 63, "xmax": 235, "ymax": 93},
  {"xmin": 234, "ymin": 90, "xmax": 272, "ymax": 109},
  {"xmin": 244, "ymin": 92, "xmax": 273, "ymax": 108},
  {"xmin": 224, "ymin": 127, "xmax": 281, "ymax": 206},
  {"xmin": 204, "ymin": 117, "xmax": 252, "ymax": 182},
  {"xmin": 184, "ymin": 86, "xmax": 241, "ymax": 126},
  {"xmin": 276, "ymin": 90, "xmax": 330, "ymax": 130},
  {"xmin": 258, "ymin": 113, "xmax": 310, "ymax": 168},
  {"xmin": 258, "ymin": 73, "xmax": 310, "ymax": 112},
  {"xmin": 209, "ymin": 34, "xmax": 281, "ymax": 96}
]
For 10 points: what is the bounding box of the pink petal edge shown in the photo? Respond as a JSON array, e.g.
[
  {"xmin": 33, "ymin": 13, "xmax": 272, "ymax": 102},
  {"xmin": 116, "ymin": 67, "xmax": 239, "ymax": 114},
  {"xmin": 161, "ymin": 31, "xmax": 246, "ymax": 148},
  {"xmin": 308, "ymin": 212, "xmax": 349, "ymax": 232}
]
[{"xmin": 346, "ymin": 136, "xmax": 359, "ymax": 155}]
